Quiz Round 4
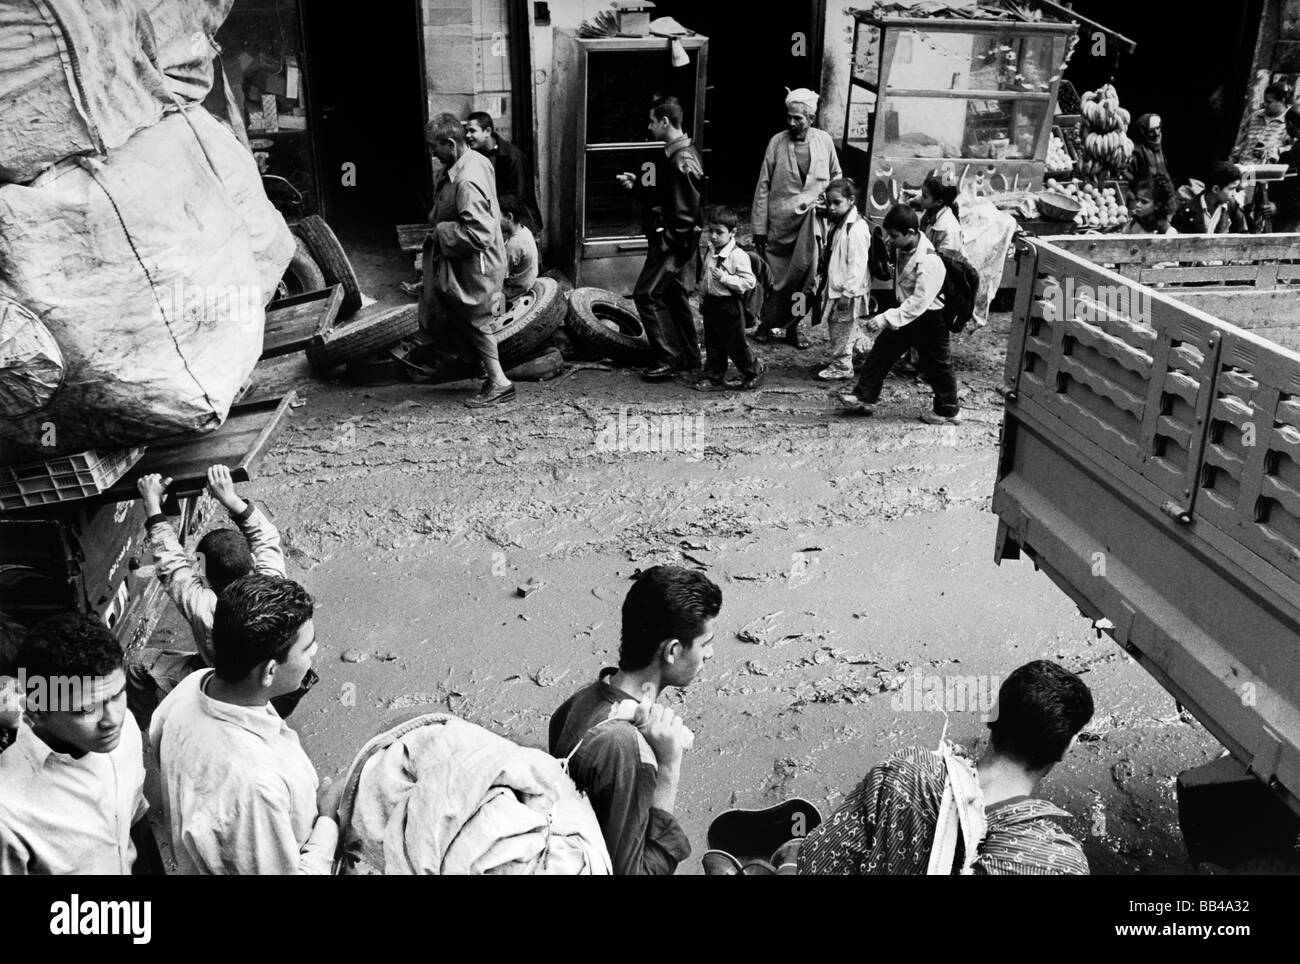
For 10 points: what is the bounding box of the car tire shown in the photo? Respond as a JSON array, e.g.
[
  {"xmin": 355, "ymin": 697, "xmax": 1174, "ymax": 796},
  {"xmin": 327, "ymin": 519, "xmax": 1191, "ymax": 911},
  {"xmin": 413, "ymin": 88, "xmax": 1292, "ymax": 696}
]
[
  {"xmin": 490, "ymin": 277, "xmax": 567, "ymax": 368},
  {"xmin": 274, "ymin": 236, "xmax": 327, "ymax": 302},
  {"xmin": 306, "ymin": 304, "xmax": 419, "ymax": 375},
  {"xmin": 565, "ymin": 287, "xmax": 651, "ymax": 365},
  {"xmin": 293, "ymin": 215, "xmax": 363, "ymax": 318}
]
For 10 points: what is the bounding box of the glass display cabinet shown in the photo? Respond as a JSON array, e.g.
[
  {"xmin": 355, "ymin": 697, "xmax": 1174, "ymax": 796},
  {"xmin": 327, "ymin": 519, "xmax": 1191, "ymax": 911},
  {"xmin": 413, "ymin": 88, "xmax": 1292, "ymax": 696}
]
[
  {"xmin": 552, "ymin": 31, "xmax": 708, "ymax": 293},
  {"xmin": 841, "ymin": 9, "xmax": 1076, "ymax": 223}
]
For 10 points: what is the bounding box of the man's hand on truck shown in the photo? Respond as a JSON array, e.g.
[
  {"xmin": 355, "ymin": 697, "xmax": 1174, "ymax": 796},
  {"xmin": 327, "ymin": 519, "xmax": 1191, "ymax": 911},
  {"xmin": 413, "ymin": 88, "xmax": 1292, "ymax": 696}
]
[
  {"xmin": 136, "ymin": 473, "xmax": 172, "ymax": 517},
  {"xmin": 206, "ymin": 465, "xmax": 248, "ymax": 516}
]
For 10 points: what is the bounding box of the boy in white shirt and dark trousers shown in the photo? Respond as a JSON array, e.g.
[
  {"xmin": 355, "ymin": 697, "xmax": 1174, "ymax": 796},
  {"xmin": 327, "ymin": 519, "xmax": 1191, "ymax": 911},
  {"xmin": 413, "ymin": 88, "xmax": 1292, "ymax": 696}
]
[
  {"xmin": 695, "ymin": 206, "xmax": 765, "ymax": 391},
  {"xmin": 840, "ymin": 203, "xmax": 961, "ymax": 424}
]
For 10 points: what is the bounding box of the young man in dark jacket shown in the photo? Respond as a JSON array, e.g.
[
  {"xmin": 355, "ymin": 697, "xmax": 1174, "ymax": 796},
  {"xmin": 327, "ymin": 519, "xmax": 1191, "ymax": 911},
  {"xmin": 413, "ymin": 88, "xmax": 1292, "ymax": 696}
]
[
  {"xmin": 465, "ymin": 111, "xmax": 544, "ymax": 233},
  {"xmin": 549, "ymin": 566, "xmax": 720, "ymax": 875},
  {"xmin": 1171, "ymin": 161, "xmax": 1250, "ymax": 234},
  {"xmin": 616, "ymin": 96, "xmax": 705, "ymax": 382}
]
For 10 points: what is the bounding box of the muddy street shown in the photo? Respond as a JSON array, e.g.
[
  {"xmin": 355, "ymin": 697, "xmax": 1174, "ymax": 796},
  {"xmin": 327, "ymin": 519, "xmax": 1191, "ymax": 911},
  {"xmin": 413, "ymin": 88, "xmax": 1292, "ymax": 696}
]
[{"xmin": 138, "ymin": 305, "xmax": 1223, "ymax": 875}]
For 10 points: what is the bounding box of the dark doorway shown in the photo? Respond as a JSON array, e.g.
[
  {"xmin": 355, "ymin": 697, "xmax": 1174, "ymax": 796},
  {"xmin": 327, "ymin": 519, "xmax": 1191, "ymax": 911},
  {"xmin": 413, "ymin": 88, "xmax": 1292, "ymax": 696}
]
[
  {"xmin": 301, "ymin": 1, "xmax": 428, "ymax": 234},
  {"xmin": 648, "ymin": 1, "xmax": 827, "ymax": 204},
  {"xmin": 1062, "ymin": 0, "xmax": 1266, "ymax": 185}
]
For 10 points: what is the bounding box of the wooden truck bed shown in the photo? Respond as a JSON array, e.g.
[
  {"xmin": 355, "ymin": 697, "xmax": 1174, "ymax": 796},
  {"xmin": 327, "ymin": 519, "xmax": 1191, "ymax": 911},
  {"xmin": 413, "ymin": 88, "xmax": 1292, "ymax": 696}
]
[{"xmin": 993, "ymin": 235, "xmax": 1300, "ymax": 821}]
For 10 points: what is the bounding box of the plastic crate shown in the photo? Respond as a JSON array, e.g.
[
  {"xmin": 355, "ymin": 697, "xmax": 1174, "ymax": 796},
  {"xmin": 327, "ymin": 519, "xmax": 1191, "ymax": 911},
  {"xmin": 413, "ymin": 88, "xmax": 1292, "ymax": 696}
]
[{"xmin": 0, "ymin": 447, "xmax": 145, "ymax": 511}]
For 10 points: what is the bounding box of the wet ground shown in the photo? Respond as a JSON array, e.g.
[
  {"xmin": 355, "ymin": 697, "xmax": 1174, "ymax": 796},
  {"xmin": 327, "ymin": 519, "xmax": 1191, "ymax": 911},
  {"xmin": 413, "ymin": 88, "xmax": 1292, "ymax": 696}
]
[{"xmin": 145, "ymin": 238, "xmax": 1223, "ymax": 874}]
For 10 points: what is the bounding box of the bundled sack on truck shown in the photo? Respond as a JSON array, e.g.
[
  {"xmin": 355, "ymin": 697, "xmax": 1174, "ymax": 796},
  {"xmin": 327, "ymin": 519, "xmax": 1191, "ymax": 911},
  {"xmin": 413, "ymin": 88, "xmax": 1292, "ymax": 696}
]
[
  {"xmin": 137, "ymin": 0, "xmax": 235, "ymax": 105},
  {"xmin": 0, "ymin": 0, "xmax": 175, "ymax": 184},
  {"xmin": 0, "ymin": 106, "xmax": 294, "ymax": 462}
]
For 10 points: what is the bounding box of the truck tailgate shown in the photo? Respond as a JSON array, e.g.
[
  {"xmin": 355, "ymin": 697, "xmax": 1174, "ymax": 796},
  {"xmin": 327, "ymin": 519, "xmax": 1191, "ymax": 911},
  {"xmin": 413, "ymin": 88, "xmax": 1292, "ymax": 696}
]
[{"xmin": 994, "ymin": 239, "xmax": 1300, "ymax": 816}]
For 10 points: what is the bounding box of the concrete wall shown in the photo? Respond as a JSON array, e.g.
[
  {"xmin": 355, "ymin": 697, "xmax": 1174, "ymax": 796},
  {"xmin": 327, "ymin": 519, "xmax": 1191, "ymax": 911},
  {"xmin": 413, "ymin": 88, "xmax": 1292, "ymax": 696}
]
[{"xmin": 422, "ymin": 0, "xmax": 514, "ymax": 136}]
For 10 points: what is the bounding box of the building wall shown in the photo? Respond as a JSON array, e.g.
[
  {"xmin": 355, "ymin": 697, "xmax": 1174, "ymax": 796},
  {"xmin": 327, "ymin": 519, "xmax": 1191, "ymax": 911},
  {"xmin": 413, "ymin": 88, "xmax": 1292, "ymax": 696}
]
[{"xmin": 422, "ymin": 0, "xmax": 514, "ymax": 136}]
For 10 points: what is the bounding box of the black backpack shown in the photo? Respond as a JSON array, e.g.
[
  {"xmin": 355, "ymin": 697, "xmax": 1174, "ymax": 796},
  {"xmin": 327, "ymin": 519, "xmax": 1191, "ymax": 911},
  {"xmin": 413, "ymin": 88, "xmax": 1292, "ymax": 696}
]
[{"xmin": 935, "ymin": 250, "xmax": 979, "ymax": 333}]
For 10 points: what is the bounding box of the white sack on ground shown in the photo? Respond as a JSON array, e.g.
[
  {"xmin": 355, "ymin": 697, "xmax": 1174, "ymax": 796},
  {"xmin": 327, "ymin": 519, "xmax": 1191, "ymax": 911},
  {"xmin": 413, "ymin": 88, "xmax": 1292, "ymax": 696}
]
[
  {"xmin": 339, "ymin": 714, "xmax": 613, "ymax": 875},
  {"xmin": 138, "ymin": 0, "xmax": 235, "ymax": 104},
  {"xmin": 0, "ymin": 0, "xmax": 173, "ymax": 184},
  {"xmin": 0, "ymin": 107, "xmax": 293, "ymax": 462}
]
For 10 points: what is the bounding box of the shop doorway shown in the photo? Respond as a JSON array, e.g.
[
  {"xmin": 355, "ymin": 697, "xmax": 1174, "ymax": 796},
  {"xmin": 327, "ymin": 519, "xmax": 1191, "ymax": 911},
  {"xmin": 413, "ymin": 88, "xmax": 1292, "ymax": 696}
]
[
  {"xmin": 647, "ymin": 1, "xmax": 827, "ymax": 204},
  {"xmin": 301, "ymin": 1, "xmax": 429, "ymax": 234}
]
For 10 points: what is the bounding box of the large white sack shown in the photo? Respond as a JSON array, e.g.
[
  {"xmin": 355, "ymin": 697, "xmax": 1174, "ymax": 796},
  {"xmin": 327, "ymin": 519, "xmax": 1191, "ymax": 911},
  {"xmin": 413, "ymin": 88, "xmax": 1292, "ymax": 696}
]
[
  {"xmin": 0, "ymin": 107, "xmax": 294, "ymax": 462},
  {"xmin": 0, "ymin": 0, "xmax": 173, "ymax": 184},
  {"xmin": 138, "ymin": 0, "xmax": 235, "ymax": 104}
]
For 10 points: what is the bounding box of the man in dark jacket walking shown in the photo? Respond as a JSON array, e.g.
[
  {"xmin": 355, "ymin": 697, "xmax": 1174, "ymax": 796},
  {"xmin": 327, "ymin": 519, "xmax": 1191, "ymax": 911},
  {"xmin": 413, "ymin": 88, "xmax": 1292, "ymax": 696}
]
[{"xmin": 617, "ymin": 96, "xmax": 705, "ymax": 382}]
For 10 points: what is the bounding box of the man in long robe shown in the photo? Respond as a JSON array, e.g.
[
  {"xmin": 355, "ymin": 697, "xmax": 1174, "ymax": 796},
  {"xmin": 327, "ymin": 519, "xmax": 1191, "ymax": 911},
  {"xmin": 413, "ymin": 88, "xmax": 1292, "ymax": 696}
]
[{"xmin": 751, "ymin": 88, "xmax": 842, "ymax": 348}]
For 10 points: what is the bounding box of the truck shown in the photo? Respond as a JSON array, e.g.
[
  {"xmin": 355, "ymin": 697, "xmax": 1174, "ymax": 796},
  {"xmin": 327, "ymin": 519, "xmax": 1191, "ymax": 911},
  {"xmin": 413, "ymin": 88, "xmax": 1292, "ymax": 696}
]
[{"xmin": 993, "ymin": 231, "xmax": 1300, "ymax": 872}]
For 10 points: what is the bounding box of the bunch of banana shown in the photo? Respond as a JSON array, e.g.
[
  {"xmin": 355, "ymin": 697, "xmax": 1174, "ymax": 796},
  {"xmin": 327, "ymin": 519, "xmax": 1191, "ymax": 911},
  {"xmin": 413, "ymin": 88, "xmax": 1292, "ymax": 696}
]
[{"xmin": 1078, "ymin": 85, "xmax": 1134, "ymax": 178}]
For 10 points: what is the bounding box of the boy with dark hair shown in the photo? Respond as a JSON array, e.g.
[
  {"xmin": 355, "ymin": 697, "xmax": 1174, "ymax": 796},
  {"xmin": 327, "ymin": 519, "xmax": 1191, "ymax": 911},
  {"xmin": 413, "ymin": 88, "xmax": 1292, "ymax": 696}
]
[
  {"xmin": 500, "ymin": 193, "xmax": 539, "ymax": 301},
  {"xmin": 1172, "ymin": 161, "xmax": 1250, "ymax": 234},
  {"xmin": 549, "ymin": 565, "xmax": 721, "ymax": 874},
  {"xmin": 794, "ymin": 660, "xmax": 1095, "ymax": 875},
  {"xmin": 464, "ymin": 110, "xmax": 544, "ymax": 231},
  {"xmin": 839, "ymin": 202, "xmax": 960, "ymax": 424},
  {"xmin": 0, "ymin": 614, "xmax": 157, "ymax": 874},
  {"xmin": 149, "ymin": 573, "xmax": 341, "ymax": 874},
  {"xmin": 130, "ymin": 466, "xmax": 316, "ymax": 723},
  {"xmin": 695, "ymin": 204, "xmax": 763, "ymax": 392},
  {"xmin": 617, "ymin": 95, "xmax": 706, "ymax": 383}
]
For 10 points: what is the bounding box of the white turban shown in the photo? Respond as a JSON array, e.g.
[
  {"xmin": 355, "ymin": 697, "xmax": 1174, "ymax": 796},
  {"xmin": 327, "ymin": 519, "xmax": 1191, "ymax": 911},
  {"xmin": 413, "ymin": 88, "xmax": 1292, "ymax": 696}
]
[{"xmin": 785, "ymin": 87, "xmax": 819, "ymax": 116}]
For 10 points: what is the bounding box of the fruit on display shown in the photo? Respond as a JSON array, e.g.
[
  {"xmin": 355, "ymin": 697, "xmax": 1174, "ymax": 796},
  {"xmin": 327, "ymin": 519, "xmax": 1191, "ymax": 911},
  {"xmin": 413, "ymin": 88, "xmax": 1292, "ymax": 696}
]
[
  {"xmin": 1046, "ymin": 133, "xmax": 1073, "ymax": 172},
  {"xmin": 1045, "ymin": 178, "xmax": 1128, "ymax": 230},
  {"xmin": 1078, "ymin": 84, "xmax": 1133, "ymax": 180}
]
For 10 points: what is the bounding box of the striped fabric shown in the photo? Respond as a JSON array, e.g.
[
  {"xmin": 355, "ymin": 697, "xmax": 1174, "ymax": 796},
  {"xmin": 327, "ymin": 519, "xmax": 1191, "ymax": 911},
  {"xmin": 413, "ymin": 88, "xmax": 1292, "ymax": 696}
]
[{"xmin": 797, "ymin": 746, "xmax": 1089, "ymax": 876}]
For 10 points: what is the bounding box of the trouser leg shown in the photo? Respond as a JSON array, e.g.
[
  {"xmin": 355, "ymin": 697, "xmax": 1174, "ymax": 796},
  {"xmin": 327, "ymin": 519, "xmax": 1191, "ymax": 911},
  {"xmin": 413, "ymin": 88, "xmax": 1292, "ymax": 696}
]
[
  {"xmin": 701, "ymin": 303, "xmax": 728, "ymax": 380},
  {"xmin": 633, "ymin": 246, "xmax": 687, "ymax": 368},
  {"xmin": 912, "ymin": 311, "xmax": 960, "ymax": 416},
  {"xmin": 852, "ymin": 324, "xmax": 911, "ymax": 403}
]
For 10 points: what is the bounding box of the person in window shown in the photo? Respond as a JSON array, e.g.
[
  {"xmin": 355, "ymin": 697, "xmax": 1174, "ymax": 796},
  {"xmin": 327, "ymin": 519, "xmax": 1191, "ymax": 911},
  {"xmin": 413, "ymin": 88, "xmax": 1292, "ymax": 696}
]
[{"xmin": 751, "ymin": 87, "xmax": 843, "ymax": 350}]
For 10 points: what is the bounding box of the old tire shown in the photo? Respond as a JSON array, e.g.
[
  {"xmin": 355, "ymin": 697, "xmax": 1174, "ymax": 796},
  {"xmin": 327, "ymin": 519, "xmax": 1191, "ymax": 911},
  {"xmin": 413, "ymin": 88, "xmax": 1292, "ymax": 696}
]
[
  {"xmin": 565, "ymin": 287, "xmax": 651, "ymax": 364},
  {"xmin": 490, "ymin": 276, "xmax": 567, "ymax": 367},
  {"xmin": 306, "ymin": 303, "xmax": 419, "ymax": 375},
  {"xmin": 293, "ymin": 215, "xmax": 363, "ymax": 317},
  {"xmin": 274, "ymin": 236, "xmax": 327, "ymax": 302}
]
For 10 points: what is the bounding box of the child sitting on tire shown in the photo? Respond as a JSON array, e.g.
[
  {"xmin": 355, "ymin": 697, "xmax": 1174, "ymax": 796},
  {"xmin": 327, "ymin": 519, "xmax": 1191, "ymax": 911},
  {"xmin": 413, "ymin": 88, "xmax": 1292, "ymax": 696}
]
[{"xmin": 501, "ymin": 194, "xmax": 539, "ymax": 302}]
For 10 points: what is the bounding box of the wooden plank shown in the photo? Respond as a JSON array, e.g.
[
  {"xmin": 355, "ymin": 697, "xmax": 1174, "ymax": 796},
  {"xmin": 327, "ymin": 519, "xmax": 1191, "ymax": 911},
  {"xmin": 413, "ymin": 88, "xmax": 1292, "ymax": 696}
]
[
  {"xmin": 262, "ymin": 285, "xmax": 343, "ymax": 358},
  {"xmin": 1138, "ymin": 264, "xmax": 1265, "ymax": 285},
  {"xmin": 1006, "ymin": 244, "xmax": 1038, "ymax": 394},
  {"xmin": 97, "ymin": 394, "xmax": 296, "ymax": 503},
  {"xmin": 1046, "ymin": 233, "xmax": 1300, "ymax": 266},
  {"xmin": 1278, "ymin": 398, "xmax": 1300, "ymax": 428},
  {"xmin": 1204, "ymin": 442, "xmax": 1245, "ymax": 473},
  {"xmin": 1157, "ymin": 290, "xmax": 1300, "ymax": 331},
  {"xmin": 1168, "ymin": 343, "xmax": 1206, "ymax": 371},
  {"xmin": 396, "ymin": 223, "xmax": 431, "ymax": 253},
  {"xmin": 1219, "ymin": 368, "xmax": 1260, "ymax": 402},
  {"xmin": 1162, "ymin": 369, "xmax": 1200, "ymax": 406},
  {"xmin": 1212, "ymin": 395, "xmax": 1255, "ymax": 427},
  {"xmin": 1154, "ymin": 414, "xmax": 1193, "ymax": 450}
]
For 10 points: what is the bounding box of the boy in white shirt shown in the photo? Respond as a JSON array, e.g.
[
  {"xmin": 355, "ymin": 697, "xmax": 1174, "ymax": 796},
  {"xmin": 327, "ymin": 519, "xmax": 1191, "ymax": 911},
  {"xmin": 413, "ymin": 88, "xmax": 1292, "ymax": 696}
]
[
  {"xmin": 149, "ymin": 573, "xmax": 341, "ymax": 874},
  {"xmin": 0, "ymin": 614, "xmax": 157, "ymax": 874},
  {"xmin": 839, "ymin": 203, "xmax": 961, "ymax": 424},
  {"xmin": 501, "ymin": 194, "xmax": 539, "ymax": 301},
  {"xmin": 694, "ymin": 206, "xmax": 764, "ymax": 391}
]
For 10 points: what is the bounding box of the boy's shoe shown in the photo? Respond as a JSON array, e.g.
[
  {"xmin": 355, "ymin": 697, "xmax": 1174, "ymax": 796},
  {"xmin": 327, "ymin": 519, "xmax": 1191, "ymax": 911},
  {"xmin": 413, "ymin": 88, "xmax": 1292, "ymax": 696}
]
[
  {"xmin": 837, "ymin": 391, "xmax": 875, "ymax": 413},
  {"xmin": 740, "ymin": 361, "xmax": 767, "ymax": 391},
  {"xmin": 693, "ymin": 377, "xmax": 727, "ymax": 392},
  {"xmin": 465, "ymin": 381, "xmax": 516, "ymax": 408},
  {"xmin": 920, "ymin": 410, "xmax": 962, "ymax": 425},
  {"xmin": 815, "ymin": 365, "xmax": 854, "ymax": 381}
]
